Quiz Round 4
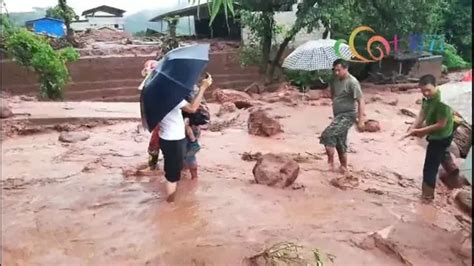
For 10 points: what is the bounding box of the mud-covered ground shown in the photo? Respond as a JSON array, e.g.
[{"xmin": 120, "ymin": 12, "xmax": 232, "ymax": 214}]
[{"xmin": 1, "ymin": 89, "xmax": 472, "ymax": 265}]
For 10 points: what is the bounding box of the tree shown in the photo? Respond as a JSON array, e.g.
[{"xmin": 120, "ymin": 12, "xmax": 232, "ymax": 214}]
[
  {"xmin": 441, "ymin": 0, "xmax": 472, "ymax": 62},
  {"xmin": 1, "ymin": 15, "xmax": 79, "ymax": 99},
  {"xmin": 46, "ymin": 0, "xmax": 78, "ymax": 44}
]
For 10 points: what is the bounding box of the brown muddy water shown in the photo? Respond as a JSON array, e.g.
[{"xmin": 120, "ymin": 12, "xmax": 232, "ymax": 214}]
[{"xmin": 1, "ymin": 91, "xmax": 471, "ymax": 265}]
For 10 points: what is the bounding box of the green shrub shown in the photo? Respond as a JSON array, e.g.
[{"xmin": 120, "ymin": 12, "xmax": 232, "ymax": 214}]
[
  {"xmin": 1, "ymin": 17, "xmax": 79, "ymax": 100},
  {"xmin": 438, "ymin": 43, "xmax": 471, "ymax": 71},
  {"xmin": 284, "ymin": 70, "xmax": 332, "ymax": 91}
]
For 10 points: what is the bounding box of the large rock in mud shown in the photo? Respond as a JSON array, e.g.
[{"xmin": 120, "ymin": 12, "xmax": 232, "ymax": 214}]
[
  {"xmin": 306, "ymin": 89, "xmax": 331, "ymax": 101},
  {"xmin": 455, "ymin": 189, "xmax": 472, "ymax": 216},
  {"xmin": 1, "ymin": 100, "xmax": 13, "ymax": 119},
  {"xmin": 59, "ymin": 131, "xmax": 90, "ymax": 143},
  {"xmin": 261, "ymin": 83, "xmax": 302, "ymax": 103},
  {"xmin": 252, "ymin": 153, "xmax": 300, "ymax": 188},
  {"xmin": 248, "ymin": 110, "xmax": 283, "ymax": 137},
  {"xmin": 453, "ymin": 122, "xmax": 472, "ymax": 158},
  {"xmin": 212, "ymin": 89, "xmax": 253, "ymax": 109},
  {"xmin": 364, "ymin": 119, "xmax": 381, "ymax": 132},
  {"xmin": 217, "ymin": 102, "xmax": 237, "ymax": 117}
]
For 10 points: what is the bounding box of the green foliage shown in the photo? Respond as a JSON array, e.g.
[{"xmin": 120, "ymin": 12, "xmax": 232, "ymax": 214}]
[
  {"xmin": 188, "ymin": 0, "xmax": 235, "ymax": 25},
  {"xmin": 2, "ymin": 18, "xmax": 79, "ymax": 100},
  {"xmin": 441, "ymin": 0, "xmax": 472, "ymax": 62},
  {"xmin": 133, "ymin": 30, "xmax": 147, "ymax": 37},
  {"xmin": 284, "ymin": 69, "xmax": 331, "ymax": 90},
  {"xmin": 45, "ymin": 2, "xmax": 77, "ymax": 22},
  {"xmin": 238, "ymin": 9, "xmax": 282, "ymax": 68},
  {"xmin": 159, "ymin": 16, "xmax": 181, "ymax": 55},
  {"xmin": 439, "ymin": 43, "xmax": 471, "ymax": 70}
]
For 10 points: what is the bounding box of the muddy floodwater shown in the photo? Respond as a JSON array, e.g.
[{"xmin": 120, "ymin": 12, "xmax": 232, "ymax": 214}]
[{"xmin": 1, "ymin": 90, "xmax": 471, "ymax": 265}]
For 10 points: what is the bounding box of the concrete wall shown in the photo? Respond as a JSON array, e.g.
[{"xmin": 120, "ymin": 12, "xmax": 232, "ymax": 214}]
[
  {"xmin": 71, "ymin": 17, "xmax": 125, "ymax": 31},
  {"xmin": 0, "ymin": 52, "xmax": 261, "ymax": 102}
]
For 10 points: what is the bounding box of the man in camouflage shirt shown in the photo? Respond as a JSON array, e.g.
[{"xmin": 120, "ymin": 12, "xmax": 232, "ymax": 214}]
[{"xmin": 320, "ymin": 59, "xmax": 365, "ymax": 174}]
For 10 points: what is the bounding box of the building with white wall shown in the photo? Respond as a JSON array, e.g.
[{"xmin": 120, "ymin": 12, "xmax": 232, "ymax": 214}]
[
  {"xmin": 242, "ymin": 3, "xmax": 325, "ymax": 48},
  {"xmin": 71, "ymin": 5, "xmax": 126, "ymax": 32}
]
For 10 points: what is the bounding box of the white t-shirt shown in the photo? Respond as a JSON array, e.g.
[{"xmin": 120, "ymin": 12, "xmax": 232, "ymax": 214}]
[{"xmin": 159, "ymin": 100, "xmax": 188, "ymax": 140}]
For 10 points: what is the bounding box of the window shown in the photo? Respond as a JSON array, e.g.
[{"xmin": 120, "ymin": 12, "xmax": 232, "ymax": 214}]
[{"xmin": 114, "ymin": 24, "xmax": 119, "ymax": 29}]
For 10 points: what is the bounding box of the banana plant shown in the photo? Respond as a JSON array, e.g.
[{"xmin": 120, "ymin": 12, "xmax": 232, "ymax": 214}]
[{"xmin": 188, "ymin": 0, "xmax": 235, "ymax": 26}]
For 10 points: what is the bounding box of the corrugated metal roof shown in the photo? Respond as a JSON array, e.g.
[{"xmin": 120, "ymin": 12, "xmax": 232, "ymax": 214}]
[
  {"xmin": 82, "ymin": 5, "xmax": 126, "ymax": 17},
  {"xmin": 25, "ymin": 17, "xmax": 65, "ymax": 25}
]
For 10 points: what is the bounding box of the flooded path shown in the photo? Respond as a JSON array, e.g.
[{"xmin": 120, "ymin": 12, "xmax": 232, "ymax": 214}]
[{"xmin": 1, "ymin": 90, "xmax": 471, "ymax": 265}]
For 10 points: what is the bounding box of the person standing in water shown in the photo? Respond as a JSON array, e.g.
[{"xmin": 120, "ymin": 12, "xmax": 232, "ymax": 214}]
[
  {"xmin": 407, "ymin": 74, "xmax": 454, "ymax": 202},
  {"xmin": 160, "ymin": 74, "xmax": 213, "ymax": 202},
  {"xmin": 319, "ymin": 59, "xmax": 365, "ymax": 174}
]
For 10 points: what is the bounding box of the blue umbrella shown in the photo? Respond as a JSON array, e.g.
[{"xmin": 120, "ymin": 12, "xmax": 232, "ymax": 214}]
[{"xmin": 140, "ymin": 44, "xmax": 210, "ymax": 131}]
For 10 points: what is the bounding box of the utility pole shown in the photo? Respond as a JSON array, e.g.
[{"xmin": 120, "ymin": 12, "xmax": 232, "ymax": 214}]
[{"xmin": 1, "ymin": 0, "xmax": 10, "ymax": 16}]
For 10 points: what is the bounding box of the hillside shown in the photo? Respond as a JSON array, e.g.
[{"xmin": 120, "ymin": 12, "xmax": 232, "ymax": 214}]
[
  {"xmin": 123, "ymin": 5, "xmax": 192, "ymax": 35},
  {"xmin": 7, "ymin": 7, "xmax": 49, "ymax": 26},
  {"xmin": 8, "ymin": 4, "xmax": 193, "ymax": 35}
]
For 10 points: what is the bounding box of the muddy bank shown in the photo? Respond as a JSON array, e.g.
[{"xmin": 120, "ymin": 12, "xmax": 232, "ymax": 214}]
[{"xmin": 1, "ymin": 91, "xmax": 471, "ymax": 265}]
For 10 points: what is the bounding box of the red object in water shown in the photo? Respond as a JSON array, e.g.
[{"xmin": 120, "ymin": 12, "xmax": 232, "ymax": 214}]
[
  {"xmin": 148, "ymin": 125, "xmax": 160, "ymax": 154},
  {"xmin": 461, "ymin": 70, "xmax": 472, "ymax": 81}
]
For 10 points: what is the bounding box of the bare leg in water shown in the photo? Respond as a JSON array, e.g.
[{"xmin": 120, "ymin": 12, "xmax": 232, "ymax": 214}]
[
  {"xmin": 325, "ymin": 146, "xmax": 336, "ymax": 171},
  {"xmin": 336, "ymin": 146, "xmax": 348, "ymax": 174},
  {"xmin": 166, "ymin": 181, "xmax": 177, "ymax": 202}
]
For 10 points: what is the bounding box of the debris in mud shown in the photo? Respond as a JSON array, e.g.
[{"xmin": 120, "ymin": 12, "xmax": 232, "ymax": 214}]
[
  {"xmin": 208, "ymin": 114, "xmax": 240, "ymax": 132},
  {"xmin": 241, "ymin": 152, "xmax": 263, "ymax": 161},
  {"xmin": 77, "ymin": 27, "xmax": 132, "ymax": 43},
  {"xmin": 122, "ymin": 166, "xmax": 160, "ymax": 178},
  {"xmin": 248, "ymin": 110, "xmax": 283, "ymax": 137},
  {"xmin": 212, "ymin": 89, "xmax": 253, "ymax": 109},
  {"xmin": 292, "ymin": 183, "xmax": 306, "ymax": 190},
  {"xmin": 261, "ymin": 83, "xmax": 302, "ymax": 104},
  {"xmin": 366, "ymin": 95, "xmax": 383, "ymax": 104},
  {"xmin": 387, "ymin": 99, "xmax": 399, "ymax": 106},
  {"xmin": 455, "ymin": 189, "xmax": 472, "ymax": 216},
  {"xmin": 1, "ymin": 100, "xmax": 13, "ymax": 119},
  {"xmin": 450, "ymin": 231, "xmax": 473, "ymax": 259},
  {"xmin": 330, "ymin": 174, "xmax": 359, "ymax": 190},
  {"xmin": 305, "ymin": 89, "xmax": 327, "ymax": 101},
  {"xmin": 357, "ymin": 231, "xmax": 412, "ymax": 266},
  {"xmin": 246, "ymin": 242, "xmax": 306, "ymax": 266},
  {"xmin": 245, "ymin": 242, "xmax": 323, "ymax": 266},
  {"xmin": 400, "ymin": 108, "xmax": 417, "ymax": 118},
  {"xmin": 217, "ymin": 102, "xmax": 237, "ymax": 117},
  {"xmin": 364, "ymin": 119, "xmax": 381, "ymax": 133},
  {"xmin": 252, "ymin": 153, "xmax": 299, "ymax": 188},
  {"xmin": 365, "ymin": 188, "xmax": 384, "ymax": 195},
  {"xmin": 58, "ymin": 131, "xmax": 90, "ymax": 143},
  {"xmin": 242, "ymin": 152, "xmax": 321, "ymax": 163},
  {"xmin": 283, "ymin": 152, "xmax": 323, "ymax": 163}
]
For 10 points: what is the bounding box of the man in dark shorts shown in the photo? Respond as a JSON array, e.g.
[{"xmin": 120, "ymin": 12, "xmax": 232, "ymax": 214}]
[{"xmin": 320, "ymin": 59, "xmax": 365, "ymax": 174}]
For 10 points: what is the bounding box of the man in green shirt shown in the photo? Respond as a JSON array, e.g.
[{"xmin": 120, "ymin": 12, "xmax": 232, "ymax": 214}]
[
  {"xmin": 408, "ymin": 74, "xmax": 454, "ymax": 202},
  {"xmin": 320, "ymin": 59, "xmax": 365, "ymax": 174}
]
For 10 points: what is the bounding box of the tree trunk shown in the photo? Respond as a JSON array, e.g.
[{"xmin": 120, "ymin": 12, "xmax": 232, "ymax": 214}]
[
  {"xmin": 266, "ymin": 0, "xmax": 319, "ymax": 82},
  {"xmin": 267, "ymin": 36, "xmax": 292, "ymax": 82},
  {"xmin": 260, "ymin": 12, "xmax": 273, "ymax": 75}
]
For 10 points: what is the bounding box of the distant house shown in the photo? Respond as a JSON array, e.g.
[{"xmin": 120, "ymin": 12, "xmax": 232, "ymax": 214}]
[
  {"xmin": 25, "ymin": 17, "xmax": 66, "ymax": 37},
  {"xmin": 149, "ymin": 2, "xmax": 325, "ymax": 47},
  {"xmin": 71, "ymin": 5, "xmax": 126, "ymax": 32}
]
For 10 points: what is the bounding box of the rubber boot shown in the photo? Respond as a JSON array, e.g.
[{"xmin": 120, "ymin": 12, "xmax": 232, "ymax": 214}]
[{"xmin": 421, "ymin": 182, "xmax": 435, "ymax": 202}]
